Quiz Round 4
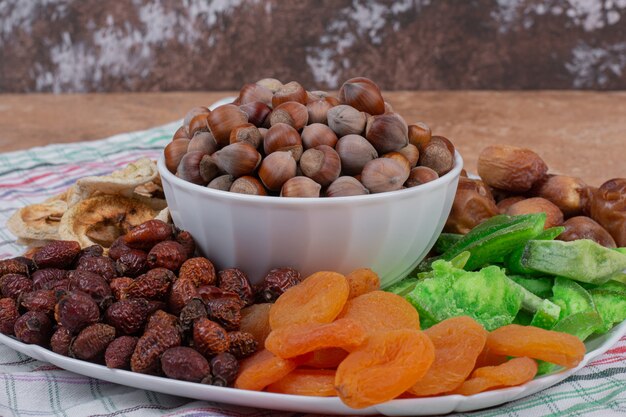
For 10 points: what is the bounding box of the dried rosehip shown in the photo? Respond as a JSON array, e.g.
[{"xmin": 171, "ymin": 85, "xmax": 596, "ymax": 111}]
[
  {"xmin": 44, "ymin": 279, "xmax": 70, "ymax": 292},
  {"xmin": 19, "ymin": 289, "xmax": 57, "ymax": 315},
  {"xmin": 168, "ymin": 278, "xmax": 198, "ymax": 315},
  {"xmin": 14, "ymin": 311, "xmax": 52, "ymax": 345},
  {"xmin": 12, "ymin": 257, "xmax": 37, "ymax": 274},
  {"xmin": 33, "ymin": 240, "xmax": 81, "ymax": 269},
  {"xmin": 110, "ymin": 277, "xmax": 134, "ymax": 300},
  {"xmin": 0, "ymin": 259, "xmax": 29, "ymax": 278},
  {"xmin": 32, "ymin": 268, "xmax": 67, "ymax": 290},
  {"xmin": 145, "ymin": 300, "xmax": 167, "ymax": 315},
  {"xmin": 0, "ymin": 298, "xmax": 19, "ymax": 335},
  {"xmin": 50, "ymin": 326, "xmax": 72, "ymax": 356},
  {"xmin": 55, "ymin": 290, "xmax": 100, "ymax": 334},
  {"xmin": 70, "ymin": 323, "xmax": 116, "ymax": 362},
  {"xmin": 0, "ymin": 274, "xmax": 33, "ymax": 300},
  {"xmin": 76, "ymin": 256, "xmax": 118, "ymax": 282},
  {"xmin": 217, "ymin": 269, "xmax": 254, "ymax": 306},
  {"xmin": 68, "ymin": 270, "xmax": 112, "ymax": 304},
  {"xmin": 193, "ymin": 317, "xmax": 230, "ymax": 357},
  {"xmin": 259, "ymin": 267, "xmax": 301, "ymax": 302},
  {"xmin": 108, "ymin": 236, "xmax": 132, "ymax": 261},
  {"xmin": 78, "ymin": 244, "xmax": 104, "ymax": 260},
  {"xmin": 105, "ymin": 298, "xmax": 151, "ymax": 335},
  {"xmin": 161, "ymin": 346, "xmax": 211, "ymax": 382},
  {"xmin": 147, "ymin": 241, "xmax": 187, "ymax": 271},
  {"xmin": 210, "ymin": 352, "xmax": 239, "ymax": 387},
  {"xmin": 228, "ymin": 331, "xmax": 258, "ymax": 359},
  {"xmin": 131, "ymin": 325, "xmax": 181, "ymax": 374},
  {"xmin": 124, "ymin": 219, "xmax": 173, "ymax": 250},
  {"xmin": 105, "ymin": 336, "xmax": 138, "ymax": 369},
  {"xmin": 197, "ymin": 285, "xmax": 242, "ymax": 305},
  {"xmin": 206, "ymin": 298, "xmax": 242, "ymax": 331},
  {"xmin": 146, "ymin": 310, "xmax": 180, "ymax": 332},
  {"xmin": 126, "ymin": 268, "xmax": 174, "ymax": 300},
  {"xmin": 175, "ymin": 230, "xmax": 196, "ymax": 258},
  {"xmin": 115, "ymin": 249, "xmax": 148, "ymax": 277},
  {"xmin": 179, "ymin": 298, "xmax": 207, "ymax": 333},
  {"xmin": 179, "ymin": 258, "xmax": 216, "ymax": 287}
]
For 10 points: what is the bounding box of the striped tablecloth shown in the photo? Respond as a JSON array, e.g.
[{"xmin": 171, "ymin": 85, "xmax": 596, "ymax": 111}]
[{"xmin": 1, "ymin": 119, "xmax": 625, "ymax": 417}]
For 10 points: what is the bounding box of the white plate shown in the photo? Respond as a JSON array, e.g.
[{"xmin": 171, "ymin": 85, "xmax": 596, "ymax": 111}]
[{"xmin": 1, "ymin": 319, "xmax": 624, "ymax": 416}]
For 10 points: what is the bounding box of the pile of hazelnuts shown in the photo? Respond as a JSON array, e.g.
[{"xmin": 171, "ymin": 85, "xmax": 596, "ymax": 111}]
[{"xmin": 164, "ymin": 77, "xmax": 456, "ymax": 197}]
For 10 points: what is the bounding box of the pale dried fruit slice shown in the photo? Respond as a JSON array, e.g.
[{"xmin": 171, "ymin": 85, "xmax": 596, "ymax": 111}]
[
  {"xmin": 6, "ymin": 200, "xmax": 67, "ymax": 240},
  {"xmin": 58, "ymin": 195, "xmax": 157, "ymax": 249}
]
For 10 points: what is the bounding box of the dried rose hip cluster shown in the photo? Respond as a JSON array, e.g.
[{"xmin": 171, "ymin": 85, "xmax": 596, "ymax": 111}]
[
  {"xmin": 0, "ymin": 219, "xmax": 303, "ymax": 386},
  {"xmin": 165, "ymin": 77, "xmax": 456, "ymax": 197}
]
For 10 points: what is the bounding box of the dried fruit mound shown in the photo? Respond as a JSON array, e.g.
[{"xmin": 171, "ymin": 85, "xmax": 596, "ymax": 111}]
[
  {"xmin": 0, "ymin": 219, "xmax": 307, "ymax": 387},
  {"xmin": 235, "ymin": 269, "xmax": 586, "ymax": 409}
]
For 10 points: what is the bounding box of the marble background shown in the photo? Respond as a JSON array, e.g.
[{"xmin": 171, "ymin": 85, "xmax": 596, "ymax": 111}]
[{"xmin": 1, "ymin": 0, "xmax": 625, "ymax": 92}]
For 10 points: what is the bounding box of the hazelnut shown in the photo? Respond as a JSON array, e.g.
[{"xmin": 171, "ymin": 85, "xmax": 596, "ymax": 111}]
[
  {"xmin": 506, "ymin": 197, "xmax": 564, "ymax": 229},
  {"xmin": 208, "ymin": 175, "xmax": 235, "ymax": 191},
  {"xmin": 445, "ymin": 177, "xmax": 499, "ymax": 234},
  {"xmin": 269, "ymin": 101, "xmax": 309, "ymax": 130},
  {"xmin": 532, "ymin": 175, "xmax": 588, "ymax": 217},
  {"xmin": 361, "ymin": 157, "xmax": 409, "ymax": 194},
  {"xmin": 207, "ymin": 104, "xmax": 249, "ymax": 148},
  {"xmin": 256, "ymin": 78, "xmax": 283, "ymax": 93},
  {"xmin": 558, "ymin": 216, "xmax": 616, "ymax": 248},
  {"xmin": 477, "ymin": 145, "xmax": 548, "ymax": 192},
  {"xmin": 164, "ymin": 139, "xmax": 190, "ymax": 173},
  {"xmin": 301, "ymin": 123, "xmax": 338, "ymax": 149},
  {"xmin": 326, "ymin": 176, "xmax": 369, "ymax": 197},
  {"xmin": 212, "ymin": 142, "xmax": 262, "ymax": 178},
  {"xmin": 239, "ymin": 102, "xmax": 271, "ymax": 127},
  {"xmin": 177, "ymin": 151, "xmax": 208, "ymax": 185},
  {"xmin": 405, "ymin": 166, "xmax": 439, "ymax": 188},
  {"xmin": 188, "ymin": 131, "xmax": 218, "ymax": 155},
  {"xmin": 300, "ymin": 145, "xmax": 342, "ymax": 187},
  {"xmin": 338, "ymin": 77, "xmax": 385, "ymax": 115},
  {"xmin": 365, "ymin": 113, "xmax": 409, "ymax": 154},
  {"xmin": 234, "ymin": 83, "xmax": 272, "ymax": 107},
  {"xmin": 419, "ymin": 138, "xmax": 454, "ymax": 176},
  {"xmin": 230, "ymin": 176, "xmax": 267, "ymax": 196},
  {"xmin": 383, "ymin": 152, "xmax": 411, "ymax": 175},
  {"xmin": 188, "ymin": 113, "xmax": 210, "ymax": 137},
  {"xmin": 398, "ymin": 144, "xmax": 419, "ymax": 168},
  {"xmin": 280, "ymin": 176, "xmax": 321, "ymax": 197},
  {"xmin": 335, "ymin": 134, "xmax": 378, "ymax": 175},
  {"xmin": 408, "ymin": 122, "xmax": 432, "ymax": 151},
  {"xmin": 183, "ymin": 106, "xmax": 210, "ymax": 136},
  {"xmin": 199, "ymin": 155, "xmax": 220, "ymax": 183},
  {"xmin": 173, "ymin": 126, "xmax": 189, "ymax": 140},
  {"xmin": 272, "ymin": 81, "xmax": 307, "ymax": 107},
  {"xmin": 306, "ymin": 97, "xmax": 339, "ymax": 124},
  {"xmin": 327, "ymin": 105, "xmax": 367, "ymax": 137},
  {"xmin": 264, "ymin": 123, "xmax": 303, "ymax": 161},
  {"xmin": 258, "ymin": 151, "xmax": 297, "ymax": 191},
  {"xmin": 229, "ymin": 123, "xmax": 262, "ymax": 148}
]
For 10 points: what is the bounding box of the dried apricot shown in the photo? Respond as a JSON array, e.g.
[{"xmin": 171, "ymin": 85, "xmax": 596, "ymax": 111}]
[
  {"xmin": 474, "ymin": 345, "xmax": 508, "ymax": 369},
  {"xmin": 301, "ymin": 348, "xmax": 349, "ymax": 369},
  {"xmin": 265, "ymin": 319, "xmax": 366, "ymax": 359},
  {"xmin": 408, "ymin": 316, "xmax": 487, "ymax": 396},
  {"xmin": 267, "ymin": 369, "xmax": 337, "ymax": 397},
  {"xmin": 234, "ymin": 349, "xmax": 304, "ymax": 391},
  {"xmin": 487, "ymin": 324, "xmax": 586, "ymax": 368},
  {"xmin": 338, "ymin": 291, "xmax": 420, "ymax": 336},
  {"xmin": 240, "ymin": 303, "xmax": 272, "ymax": 345},
  {"xmin": 452, "ymin": 357, "xmax": 538, "ymax": 395},
  {"xmin": 335, "ymin": 329, "xmax": 435, "ymax": 409},
  {"xmin": 345, "ymin": 268, "xmax": 380, "ymax": 299},
  {"xmin": 269, "ymin": 271, "xmax": 349, "ymax": 329}
]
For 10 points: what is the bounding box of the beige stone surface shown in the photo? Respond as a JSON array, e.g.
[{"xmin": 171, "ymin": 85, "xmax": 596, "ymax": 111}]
[{"xmin": 0, "ymin": 91, "xmax": 624, "ymax": 186}]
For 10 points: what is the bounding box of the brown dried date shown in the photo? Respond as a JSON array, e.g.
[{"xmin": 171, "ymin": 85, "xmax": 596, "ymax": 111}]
[
  {"xmin": 477, "ymin": 145, "xmax": 548, "ymax": 192},
  {"xmin": 444, "ymin": 177, "xmax": 499, "ymax": 234},
  {"xmin": 168, "ymin": 278, "xmax": 199, "ymax": 316},
  {"xmin": 131, "ymin": 324, "xmax": 181, "ymax": 374},
  {"xmin": 179, "ymin": 298, "xmax": 207, "ymax": 332},
  {"xmin": 175, "ymin": 230, "xmax": 196, "ymax": 258},
  {"xmin": 124, "ymin": 219, "xmax": 173, "ymax": 250},
  {"xmin": 105, "ymin": 298, "xmax": 151, "ymax": 335},
  {"xmin": 76, "ymin": 256, "xmax": 118, "ymax": 282},
  {"xmin": 161, "ymin": 346, "xmax": 211, "ymax": 382},
  {"xmin": 55, "ymin": 290, "xmax": 100, "ymax": 334},
  {"xmin": 209, "ymin": 352, "xmax": 239, "ymax": 387},
  {"xmin": 108, "ymin": 236, "xmax": 132, "ymax": 261},
  {"xmin": 68, "ymin": 270, "xmax": 112, "ymax": 304},
  {"xmin": 0, "ymin": 259, "xmax": 29, "ymax": 278},
  {"xmin": 115, "ymin": 250, "xmax": 148, "ymax": 277},
  {"xmin": 50, "ymin": 326, "xmax": 72, "ymax": 356},
  {"xmin": 0, "ymin": 274, "xmax": 33, "ymax": 300},
  {"xmin": 533, "ymin": 175, "xmax": 588, "ymax": 218},
  {"xmin": 179, "ymin": 257, "xmax": 216, "ymax": 287},
  {"xmin": 258, "ymin": 267, "xmax": 301, "ymax": 302},
  {"xmin": 19, "ymin": 289, "xmax": 57, "ymax": 315},
  {"xmin": 109, "ymin": 277, "xmax": 134, "ymax": 300},
  {"xmin": 105, "ymin": 336, "xmax": 138, "ymax": 369},
  {"xmin": 14, "ymin": 311, "xmax": 52, "ymax": 346},
  {"xmin": 205, "ymin": 298, "xmax": 242, "ymax": 331},
  {"xmin": 70, "ymin": 323, "xmax": 116, "ymax": 362},
  {"xmin": 558, "ymin": 216, "xmax": 617, "ymax": 248},
  {"xmin": 506, "ymin": 197, "xmax": 564, "ymax": 229},
  {"xmin": 227, "ymin": 331, "xmax": 258, "ymax": 359},
  {"xmin": 126, "ymin": 268, "xmax": 174, "ymax": 300},
  {"xmin": 33, "ymin": 240, "xmax": 81, "ymax": 269},
  {"xmin": 147, "ymin": 241, "xmax": 187, "ymax": 271},
  {"xmin": 32, "ymin": 268, "xmax": 67, "ymax": 290},
  {"xmin": 193, "ymin": 317, "xmax": 230, "ymax": 357},
  {"xmin": 217, "ymin": 269, "xmax": 254, "ymax": 306},
  {"xmin": 0, "ymin": 297, "xmax": 19, "ymax": 335},
  {"xmin": 590, "ymin": 178, "xmax": 626, "ymax": 247}
]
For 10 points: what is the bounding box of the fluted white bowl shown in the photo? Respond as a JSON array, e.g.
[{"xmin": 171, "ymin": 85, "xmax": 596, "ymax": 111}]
[{"xmin": 158, "ymin": 151, "xmax": 462, "ymax": 287}]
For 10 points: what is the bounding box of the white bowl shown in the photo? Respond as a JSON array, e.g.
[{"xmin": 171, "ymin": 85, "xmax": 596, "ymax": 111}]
[{"xmin": 158, "ymin": 152, "xmax": 463, "ymax": 287}]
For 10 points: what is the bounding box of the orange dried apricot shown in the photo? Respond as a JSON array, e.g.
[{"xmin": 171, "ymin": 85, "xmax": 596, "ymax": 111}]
[
  {"xmin": 486, "ymin": 324, "xmax": 586, "ymax": 368},
  {"xmin": 266, "ymin": 369, "xmax": 337, "ymax": 397},
  {"xmin": 408, "ymin": 316, "xmax": 487, "ymax": 396},
  {"xmin": 235, "ymin": 349, "xmax": 307, "ymax": 391},
  {"xmin": 240, "ymin": 303, "xmax": 272, "ymax": 345},
  {"xmin": 265, "ymin": 318, "xmax": 366, "ymax": 359},
  {"xmin": 474, "ymin": 345, "xmax": 508, "ymax": 369},
  {"xmin": 335, "ymin": 329, "xmax": 435, "ymax": 409},
  {"xmin": 269, "ymin": 271, "xmax": 349, "ymax": 329},
  {"xmin": 452, "ymin": 357, "xmax": 538, "ymax": 396},
  {"xmin": 338, "ymin": 291, "xmax": 420, "ymax": 336},
  {"xmin": 345, "ymin": 268, "xmax": 380, "ymax": 299},
  {"xmin": 301, "ymin": 348, "xmax": 349, "ymax": 369}
]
